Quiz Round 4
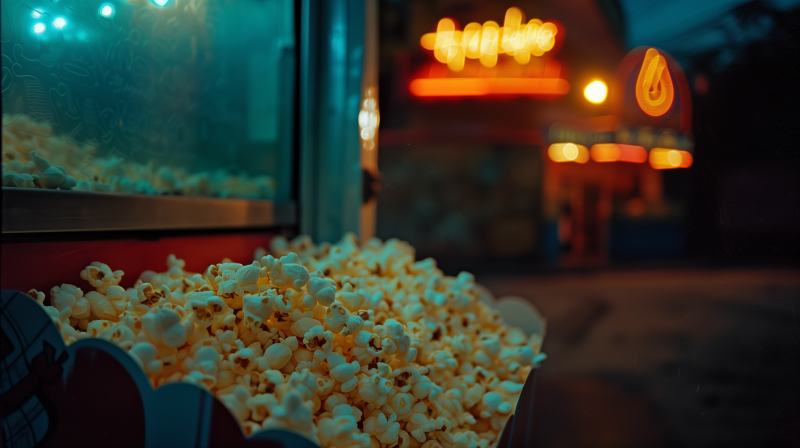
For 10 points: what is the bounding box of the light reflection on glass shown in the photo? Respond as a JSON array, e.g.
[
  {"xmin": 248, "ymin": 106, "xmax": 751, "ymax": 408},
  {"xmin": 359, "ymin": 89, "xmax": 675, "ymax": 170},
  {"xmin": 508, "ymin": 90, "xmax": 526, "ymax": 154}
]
[
  {"xmin": 359, "ymin": 88, "xmax": 379, "ymax": 152},
  {"xmin": 99, "ymin": 3, "xmax": 115, "ymax": 18}
]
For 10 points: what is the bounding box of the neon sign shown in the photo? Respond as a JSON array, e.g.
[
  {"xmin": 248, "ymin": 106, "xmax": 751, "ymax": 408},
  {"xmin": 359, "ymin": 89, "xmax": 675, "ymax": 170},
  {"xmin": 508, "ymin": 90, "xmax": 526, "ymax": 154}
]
[
  {"xmin": 635, "ymin": 48, "xmax": 674, "ymax": 117},
  {"xmin": 420, "ymin": 8, "xmax": 559, "ymax": 72}
]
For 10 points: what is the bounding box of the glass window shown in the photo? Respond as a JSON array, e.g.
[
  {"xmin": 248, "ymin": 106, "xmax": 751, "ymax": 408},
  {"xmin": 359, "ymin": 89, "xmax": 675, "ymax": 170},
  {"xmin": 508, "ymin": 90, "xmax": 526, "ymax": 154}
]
[{"xmin": 1, "ymin": 0, "xmax": 295, "ymax": 201}]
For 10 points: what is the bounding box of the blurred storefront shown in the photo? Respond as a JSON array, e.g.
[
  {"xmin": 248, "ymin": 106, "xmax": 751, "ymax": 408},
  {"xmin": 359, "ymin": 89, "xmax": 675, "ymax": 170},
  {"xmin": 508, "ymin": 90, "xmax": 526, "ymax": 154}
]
[{"xmin": 376, "ymin": 0, "xmax": 697, "ymax": 268}]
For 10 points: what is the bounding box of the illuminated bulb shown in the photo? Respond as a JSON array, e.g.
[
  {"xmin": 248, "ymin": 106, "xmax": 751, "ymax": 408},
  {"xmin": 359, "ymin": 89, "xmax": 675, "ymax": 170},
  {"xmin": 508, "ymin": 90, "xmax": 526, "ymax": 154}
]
[
  {"xmin": 99, "ymin": 4, "xmax": 115, "ymax": 17},
  {"xmin": 32, "ymin": 10, "xmax": 42, "ymax": 18},
  {"xmin": 53, "ymin": 17, "xmax": 67, "ymax": 29},
  {"xmin": 33, "ymin": 23, "xmax": 46, "ymax": 34},
  {"xmin": 649, "ymin": 148, "xmax": 692, "ymax": 169},
  {"xmin": 152, "ymin": 0, "xmax": 169, "ymax": 6},
  {"xmin": 562, "ymin": 143, "xmax": 579, "ymax": 160},
  {"xmin": 667, "ymin": 150, "xmax": 681, "ymax": 167},
  {"xmin": 584, "ymin": 81, "xmax": 607, "ymax": 104}
]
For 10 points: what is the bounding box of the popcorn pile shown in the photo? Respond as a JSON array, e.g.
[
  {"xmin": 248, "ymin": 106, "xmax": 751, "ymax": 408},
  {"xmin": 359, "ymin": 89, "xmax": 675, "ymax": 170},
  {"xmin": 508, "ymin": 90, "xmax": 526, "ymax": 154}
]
[
  {"xmin": 2, "ymin": 115, "xmax": 275, "ymax": 199},
  {"xmin": 29, "ymin": 234, "xmax": 544, "ymax": 448}
]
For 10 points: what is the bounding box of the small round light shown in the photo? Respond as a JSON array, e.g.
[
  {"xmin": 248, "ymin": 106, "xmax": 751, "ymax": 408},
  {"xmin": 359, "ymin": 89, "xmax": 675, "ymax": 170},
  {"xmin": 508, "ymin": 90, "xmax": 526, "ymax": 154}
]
[
  {"xmin": 99, "ymin": 3, "xmax": 115, "ymax": 17},
  {"xmin": 32, "ymin": 10, "xmax": 42, "ymax": 18},
  {"xmin": 53, "ymin": 17, "xmax": 67, "ymax": 29},
  {"xmin": 152, "ymin": 0, "xmax": 169, "ymax": 6},
  {"xmin": 33, "ymin": 23, "xmax": 46, "ymax": 34},
  {"xmin": 563, "ymin": 143, "xmax": 579, "ymax": 161},
  {"xmin": 667, "ymin": 150, "xmax": 682, "ymax": 167},
  {"xmin": 584, "ymin": 80, "xmax": 608, "ymax": 104}
]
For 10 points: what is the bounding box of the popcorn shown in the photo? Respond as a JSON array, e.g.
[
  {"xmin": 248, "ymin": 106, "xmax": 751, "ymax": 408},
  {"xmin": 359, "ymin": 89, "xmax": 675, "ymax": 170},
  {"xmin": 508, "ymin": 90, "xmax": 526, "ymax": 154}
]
[
  {"xmin": 307, "ymin": 277, "xmax": 336, "ymax": 306},
  {"xmin": 31, "ymin": 237, "xmax": 544, "ymax": 447},
  {"xmin": 142, "ymin": 307, "xmax": 189, "ymax": 348},
  {"xmin": 50, "ymin": 284, "xmax": 83, "ymax": 317},
  {"xmin": 324, "ymin": 301, "xmax": 350, "ymax": 333},
  {"xmin": 363, "ymin": 411, "xmax": 400, "ymax": 444},
  {"xmin": 187, "ymin": 293, "xmax": 230, "ymax": 327},
  {"xmin": 130, "ymin": 342, "xmax": 163, "ymax": 375},
  {"xmin": 2, "ymin": 114, "xmax": 277, "ymax": 199},
  {"xmin": 80, "ymin": 262, "xmax": 123, "ymax": 293},
  {"xmin": 263, "ymin": 343, "xmax": 292, "ymax": 370},
  {"xmin": 85, "ymin": 291, "xmax": 119, "ymax": 321},
  {"xmin": 261, "ymin": 254, "xmax": 310, "ymax": 291}
]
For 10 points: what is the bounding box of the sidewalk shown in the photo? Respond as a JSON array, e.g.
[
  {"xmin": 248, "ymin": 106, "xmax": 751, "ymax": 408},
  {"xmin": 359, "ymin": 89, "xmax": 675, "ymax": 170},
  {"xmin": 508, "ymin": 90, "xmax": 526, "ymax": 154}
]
[{"xmin": 481, "ymin": 268, "xmax": 800, "ymax": 447}]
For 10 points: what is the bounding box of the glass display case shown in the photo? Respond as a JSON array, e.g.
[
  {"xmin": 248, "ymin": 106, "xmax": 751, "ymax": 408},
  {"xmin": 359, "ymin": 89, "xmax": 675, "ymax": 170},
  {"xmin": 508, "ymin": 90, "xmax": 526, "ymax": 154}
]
[
  {"xmin": 2, "ymin": 0, "xmax": 296, "ymax": 197},
  {"xmin": 2, "ymin": 0, "xmax": 374, "ymax": 237}
]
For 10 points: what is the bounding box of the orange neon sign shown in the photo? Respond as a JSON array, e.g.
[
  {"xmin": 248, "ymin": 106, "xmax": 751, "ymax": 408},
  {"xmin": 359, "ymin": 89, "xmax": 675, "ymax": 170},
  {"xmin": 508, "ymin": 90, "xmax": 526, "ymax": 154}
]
[
  {"xmin": 420, "ymin": 8, "xmax": 559, "ymax": 72},
  {"xmin": 635, "ymin": 48, "xmax": 674, "ymax": 117},
  {"xmin": 410, "ymin": 77, "xmax": 569, "ymax": 97}
]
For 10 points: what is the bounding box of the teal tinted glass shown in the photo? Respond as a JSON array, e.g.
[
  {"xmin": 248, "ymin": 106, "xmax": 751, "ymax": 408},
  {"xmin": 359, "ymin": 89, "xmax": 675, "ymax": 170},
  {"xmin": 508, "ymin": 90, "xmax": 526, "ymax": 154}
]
[{"xmin": 1, "ymin": 0, "xmax": 295, "ymax": 201}]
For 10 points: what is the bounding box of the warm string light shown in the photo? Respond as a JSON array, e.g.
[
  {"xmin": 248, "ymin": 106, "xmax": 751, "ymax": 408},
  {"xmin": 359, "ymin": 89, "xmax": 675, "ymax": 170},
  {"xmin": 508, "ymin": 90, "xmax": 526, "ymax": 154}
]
[
  {"xmin": 420, "ymin": 7, "xmax": 558, "ymax": 72},
  {"xmin": 550, "ymin": 143, "xmax": 691, "ymax": 168}
]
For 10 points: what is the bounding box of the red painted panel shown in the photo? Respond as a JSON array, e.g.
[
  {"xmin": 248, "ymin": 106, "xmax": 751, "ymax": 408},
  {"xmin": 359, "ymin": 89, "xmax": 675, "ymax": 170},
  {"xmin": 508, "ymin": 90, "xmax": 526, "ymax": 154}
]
[{"xmin": 1, "ymin": 234, "xmax": 275, "ymax": 296}]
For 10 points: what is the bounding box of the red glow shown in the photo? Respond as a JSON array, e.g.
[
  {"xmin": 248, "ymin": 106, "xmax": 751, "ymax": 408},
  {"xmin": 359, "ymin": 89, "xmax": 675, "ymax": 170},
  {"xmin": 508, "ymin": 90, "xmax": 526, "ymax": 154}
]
[
  {"xmin": 590, "ymin": 144, "xmax": 647, "ymax": 163},
  {"xmin": 618, "ymin": 144, "xmax": 648, "ymax": 163},
  {"xmin": 409, "ymin": 77, "xmax": 569, "ymax": 97}
]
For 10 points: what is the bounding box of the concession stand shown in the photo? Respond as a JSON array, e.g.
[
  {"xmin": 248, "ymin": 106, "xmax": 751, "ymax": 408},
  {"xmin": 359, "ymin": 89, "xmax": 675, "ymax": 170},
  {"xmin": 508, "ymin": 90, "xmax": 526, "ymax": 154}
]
[
  {"xmin": 0, "ymin": 1, "xmax": 544, "ymax": 447},
  {"xmin": 1, "ymin": 0, "xmax": 376, "ymax": 291}
]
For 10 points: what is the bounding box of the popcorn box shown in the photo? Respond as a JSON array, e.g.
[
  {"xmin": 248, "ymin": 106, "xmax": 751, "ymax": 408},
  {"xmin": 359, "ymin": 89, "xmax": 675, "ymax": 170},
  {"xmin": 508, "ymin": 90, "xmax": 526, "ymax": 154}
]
[{"xmin": 1, "ymin": 288, "xmax": 543, "ymax": 448}]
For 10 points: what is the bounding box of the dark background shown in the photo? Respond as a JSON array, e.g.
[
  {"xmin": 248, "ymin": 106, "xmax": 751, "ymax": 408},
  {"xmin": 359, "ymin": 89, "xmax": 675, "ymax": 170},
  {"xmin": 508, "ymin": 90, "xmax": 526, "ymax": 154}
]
[{"xmin": 374, "ymin": 1, "xmax": 800, "ymax": 446}]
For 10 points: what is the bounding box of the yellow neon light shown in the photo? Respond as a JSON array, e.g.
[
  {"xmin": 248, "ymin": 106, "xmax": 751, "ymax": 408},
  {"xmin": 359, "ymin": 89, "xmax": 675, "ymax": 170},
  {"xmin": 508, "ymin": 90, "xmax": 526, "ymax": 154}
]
[
  {"xmin": 635, "ymin": 48, "xmax": 674, "ymax": 117},
  {"xmin": 649, "ymin": 148, "xmax": 692, "ymax": 169},
  {"xmin": 420, "ymin": 8, "xmax": 559, "ymax": 71},
  {"xmin": 548, "ymin": 143, "xmax": 589, "ymax": 163},
  {"xmin": 584, "ymin": 80, "xmax": 607, "ymax": 104}
]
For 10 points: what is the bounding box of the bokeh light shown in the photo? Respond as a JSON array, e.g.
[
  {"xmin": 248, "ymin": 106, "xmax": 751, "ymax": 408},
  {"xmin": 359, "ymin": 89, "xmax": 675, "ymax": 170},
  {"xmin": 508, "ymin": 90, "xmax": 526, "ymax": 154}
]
[
  {"xmin": 548, "ymin": 143, "xmax": 589, "ymax": 163},
  {"xmin": 53, "ymin": 17, "xmax": 67, "ymax": 29},
  {"xmin": 99, "ymin": 3, "xmax": 115, "ymax": 18},
  {"xmin": 584, "ymin": 80, "xmax": 607, "ymax": 104},
  {"xmin": 33, "ymin": 23, "xmax": 46, "ymax": 34},
  {"xmin": 649, "ymin": 148, "xmax": 693, "ymax": 169}
]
